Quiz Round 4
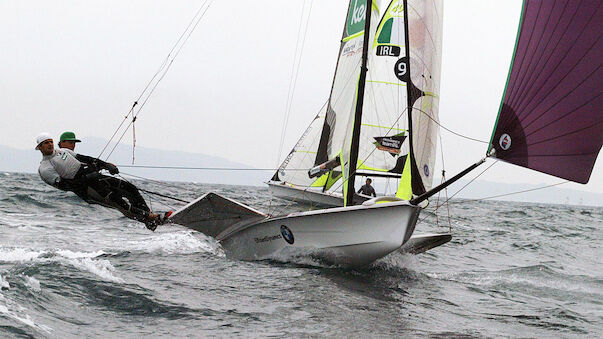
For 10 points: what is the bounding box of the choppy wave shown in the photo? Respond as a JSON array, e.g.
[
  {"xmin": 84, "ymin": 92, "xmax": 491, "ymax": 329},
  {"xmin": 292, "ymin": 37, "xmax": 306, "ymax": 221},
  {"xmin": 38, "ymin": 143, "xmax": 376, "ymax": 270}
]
[
  {"xmin": 0, "ymin": 173, "xmax": 601, "ymax": 338},
  {"xmin": 121, "ymin": 230, "xmax": 224, "ymax": 256}
]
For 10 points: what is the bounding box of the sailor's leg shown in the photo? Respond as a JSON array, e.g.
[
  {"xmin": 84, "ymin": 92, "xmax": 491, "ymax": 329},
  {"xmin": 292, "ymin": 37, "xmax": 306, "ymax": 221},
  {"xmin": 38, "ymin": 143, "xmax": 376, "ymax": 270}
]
[
  {"xmin": 86, "ymin": 175, "xmax": 151, "ymax": 223},
  {"xmin": 102, "ymin": 177, "xmax": 150, "ymax": 212}
]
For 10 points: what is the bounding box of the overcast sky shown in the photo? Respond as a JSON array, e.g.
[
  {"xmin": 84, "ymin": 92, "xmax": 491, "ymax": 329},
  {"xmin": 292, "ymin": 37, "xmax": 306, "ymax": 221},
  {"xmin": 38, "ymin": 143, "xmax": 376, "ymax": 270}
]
[{"xmin": 1, "ymin": 0, "xmax": 601, "ymax": 194}]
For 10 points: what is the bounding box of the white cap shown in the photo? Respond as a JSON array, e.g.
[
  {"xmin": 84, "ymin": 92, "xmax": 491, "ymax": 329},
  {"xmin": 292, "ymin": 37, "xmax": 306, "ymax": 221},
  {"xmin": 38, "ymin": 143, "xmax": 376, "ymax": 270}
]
[{"xmin": 35, "ymin": 132, "xmax": 53, "ymax": 150}]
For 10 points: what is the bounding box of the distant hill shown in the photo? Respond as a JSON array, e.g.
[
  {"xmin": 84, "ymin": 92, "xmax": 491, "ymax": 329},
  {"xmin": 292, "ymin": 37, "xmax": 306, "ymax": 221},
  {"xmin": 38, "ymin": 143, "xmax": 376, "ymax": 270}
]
[
  {"xmin": 445, "ymin": 179, "xmax": 602, "ymax": 207},
  {"xmin": 1, "ymin": 137, "xmax": 270, "ymax": 186},
  {"xmin": 4, "ymin": 138, "xmax": 602, "ymax": 206}
]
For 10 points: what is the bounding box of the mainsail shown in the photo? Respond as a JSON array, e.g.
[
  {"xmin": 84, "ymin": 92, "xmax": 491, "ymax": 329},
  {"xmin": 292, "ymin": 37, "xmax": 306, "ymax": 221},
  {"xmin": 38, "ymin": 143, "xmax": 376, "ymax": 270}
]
[
  {"xmin": 360, "ymin": 0, "xmax": 443, "ymax": 200},
  {"xmin": 489, "ymin": 0, "xmax": 603, "ymax": 184},
  {"xmin": 271, "ymin": 0, "xmax": 444, "ymax": 205}
]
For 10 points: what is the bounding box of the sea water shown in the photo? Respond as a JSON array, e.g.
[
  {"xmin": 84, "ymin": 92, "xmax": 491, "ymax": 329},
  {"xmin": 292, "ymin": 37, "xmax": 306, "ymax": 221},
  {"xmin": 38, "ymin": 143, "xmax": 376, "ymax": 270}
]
[{"xmin": 0, "ymin": 172, "xmax": 601, "ymax": 338}]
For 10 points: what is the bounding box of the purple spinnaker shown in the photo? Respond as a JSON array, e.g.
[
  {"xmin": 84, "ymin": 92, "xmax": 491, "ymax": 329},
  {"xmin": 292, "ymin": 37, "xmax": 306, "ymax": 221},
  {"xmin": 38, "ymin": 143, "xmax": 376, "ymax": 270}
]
[{"xmin": 490, "ymin": 0, "xmax": 602, "ymax": 184}]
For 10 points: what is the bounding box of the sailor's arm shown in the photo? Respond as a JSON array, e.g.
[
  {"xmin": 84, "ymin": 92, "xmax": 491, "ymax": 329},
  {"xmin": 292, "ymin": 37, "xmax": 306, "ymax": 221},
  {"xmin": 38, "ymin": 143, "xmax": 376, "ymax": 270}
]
[
  {"xmin": 38, "ymin": 160, "xmax": 85, "ymax": 192},
  {"xmin": 38, "ymin": 163, "xmax": 63, "ymax": 189},
  {"xmin": 75, "ymin": 153, "xmax": 119, "ymax": 174}
]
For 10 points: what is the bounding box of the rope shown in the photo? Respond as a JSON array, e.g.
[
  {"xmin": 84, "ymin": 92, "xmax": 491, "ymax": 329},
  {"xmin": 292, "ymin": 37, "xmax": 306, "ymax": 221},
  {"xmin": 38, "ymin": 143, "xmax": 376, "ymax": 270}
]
[
  {"xmin": 139, "ymin": 189, "xmax": 190, "ymax": 204},
  {"xmin": 417, "ymin": 161, "xmax": 570, "ymax": 228},
  {"xmin": 419, "ymin": 179, "xmax": 570, "ymax": 229},
  {"xmin": 463, "ymin": 180, "xmax": 569, "ymax": 202},
  {"xmin": 417, "ymin": 107, "xmax": 489, "ymax": 144},
  {"xmin": 99, "ymin": 0, "xmax": 213, "ymax": 162},
  {"xmin": 416, "ymin": 160, "xmax": 497, "ymax": 226},
  {"xmin": 276, "ymin": 0, "xmax": 314, "ymax": 167},
  {"xmin": 116, "ymin": 165, "xmax": 306, "ymax": 171}
]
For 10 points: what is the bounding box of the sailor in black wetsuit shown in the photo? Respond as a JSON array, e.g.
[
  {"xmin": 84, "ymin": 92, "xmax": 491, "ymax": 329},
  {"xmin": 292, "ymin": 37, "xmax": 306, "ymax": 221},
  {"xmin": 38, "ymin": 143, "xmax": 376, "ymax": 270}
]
[
  {"xmin": 35, "ymin": 133, "xmax": 168, "ymax": 230},
  {"xmin": 357, "ymin": 178, "xmax": 377, "ymax": 197}
]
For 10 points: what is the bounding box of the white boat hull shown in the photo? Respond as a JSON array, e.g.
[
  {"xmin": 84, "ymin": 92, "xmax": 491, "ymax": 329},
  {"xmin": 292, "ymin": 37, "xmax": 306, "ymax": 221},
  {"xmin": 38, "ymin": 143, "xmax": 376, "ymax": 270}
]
[
  {"xmin": 267, "ymin": 181, "xmax": 343, "ymax": 208},
  {"xmin": 217, "ymin": 199, "xmax": 420, "ymax": 267}
]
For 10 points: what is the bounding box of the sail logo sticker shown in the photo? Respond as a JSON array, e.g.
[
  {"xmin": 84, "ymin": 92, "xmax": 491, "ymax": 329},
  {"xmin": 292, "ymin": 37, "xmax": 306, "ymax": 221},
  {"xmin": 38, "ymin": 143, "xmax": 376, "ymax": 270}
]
[
  {"xmin": 376, "ymin": 45, "xmax": 400, "ymax": 57},
  {"xmin": 424, "ymin": 164, "xmax": 430, "ymax": 177},
  {"xmin": 347, "ymin": 0, "xmax": 366, "ymax": 36},
  {"xmin": 499, "ymin": 134, "xmax": 512, "ymax": 150},
  {"xmin": 374, "ymin": 135, "xmax": 406, "ymax": 157},
  {"xmin": 280, "ymin": 225, "xmax": 294, "ymax": 244},
  {"xmin": 390, "ymin": 2, "xmax": 404, "ymax": 15},
  {"xmin": 394, "ymin": 57, "xmax": 409, "ymax": 82}
]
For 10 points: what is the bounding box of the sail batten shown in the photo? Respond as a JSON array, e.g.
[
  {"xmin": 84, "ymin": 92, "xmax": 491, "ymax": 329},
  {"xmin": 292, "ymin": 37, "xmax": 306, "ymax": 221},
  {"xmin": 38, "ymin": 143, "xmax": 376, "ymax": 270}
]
[{"xmin": 490, "ymin": 0, "xmax": 603, "ymax": 184}]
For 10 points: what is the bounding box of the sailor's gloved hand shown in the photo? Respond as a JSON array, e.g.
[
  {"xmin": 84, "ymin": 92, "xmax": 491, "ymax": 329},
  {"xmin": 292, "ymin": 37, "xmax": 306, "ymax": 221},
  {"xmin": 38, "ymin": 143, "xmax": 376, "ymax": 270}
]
[{"xmin": 106, "ymin": 163, "xmax": 119, "ymax": 175}]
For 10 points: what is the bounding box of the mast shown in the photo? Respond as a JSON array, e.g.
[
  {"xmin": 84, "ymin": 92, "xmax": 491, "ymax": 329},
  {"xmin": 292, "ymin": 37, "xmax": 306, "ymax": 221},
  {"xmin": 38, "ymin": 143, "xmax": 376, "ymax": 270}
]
[
  {"xmin": 346, "ymin": 0, "xmax": 373, "ymax": 205},
  {"xmin": 402, "ymin": 0, "xmax": 422, "ymax": 197}
]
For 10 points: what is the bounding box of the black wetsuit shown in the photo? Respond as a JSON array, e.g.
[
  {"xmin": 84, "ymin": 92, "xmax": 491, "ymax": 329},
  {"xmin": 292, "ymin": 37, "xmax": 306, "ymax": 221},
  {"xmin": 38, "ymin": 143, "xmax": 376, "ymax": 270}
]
[
  {"xmin": 73, "ymin": 155, "xmax": 151, "ymax": 223},
  {"xmin": 39, "ymin": 149, "xmax": 151, "ymax": 224},
  {"xmin": 357, "ymin": 184, "xmax": 376, "ymax": 197}
]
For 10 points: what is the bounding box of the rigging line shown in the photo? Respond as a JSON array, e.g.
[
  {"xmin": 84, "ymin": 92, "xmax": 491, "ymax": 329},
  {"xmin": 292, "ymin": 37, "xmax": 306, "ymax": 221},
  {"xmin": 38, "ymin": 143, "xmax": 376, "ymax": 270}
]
[
  {"xmin": 416, "ymin": 107, "xmax": 488, "ymax": 144},
  {"xmin": 435, "ymin": 127, "xmax": 452, "ymax": 230},
  {"xmin": 276, "ymin": 0, "xmax": 314, "ymax": 167},
  {"xmin": 103, "ymin": 1, "xmax": 213, "ymax": 162},
  {"xmin": 113, "ymin": 173, "xmax": 176, "ymax": 211},
  {"xmin": 98, "ymin": 102, "xmax": 137, "ymax": 159},
  {"xmin": 98, "ymin": 1, "xmax": 211, "ymax": 159},
  {"xmin": 116, "ymin": 165, "xmax": 308, "ymax": 171},
  {"xmin": 118, "ymin": 171, "xmax": 184, "ymax": 190},
  {"xmin": 327, "ymin": 107, "xmax": 411, "ymax": 197},
  {"xmin": 138, "ymin": 188, "xmax": 190, "ymax": 204},
  {"xmin": 421, "ymin": 180, "xmax": 570, "ymax": 227},
  {"xmin": 132, "ymin": 1, "xmax": 212, "ymax": 120},
  {"xmin": 143, "ymin": 189, "xmax": 177, "ymax": 212},
  {"xmin": 276, "ymin": 0, "xmax": 307, "ymax": 167},
  {"xmin": 462, "ymin": 180, "xmax": 569, "ymax": 203},
  {"xmin": 416, "ymin": 160, "xmax": 497, "ymax": 226}
]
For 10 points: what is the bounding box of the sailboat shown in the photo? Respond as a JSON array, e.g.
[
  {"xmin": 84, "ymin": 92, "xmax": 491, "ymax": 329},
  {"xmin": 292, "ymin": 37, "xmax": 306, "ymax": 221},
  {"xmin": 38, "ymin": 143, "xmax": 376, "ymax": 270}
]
[
  {"xmin": 268, "ymin": 0, "xmax": 441, "ymax": 208},
  {"xmin": 169, "ymin": 0, "xmax": 602, "ymax": 267}
]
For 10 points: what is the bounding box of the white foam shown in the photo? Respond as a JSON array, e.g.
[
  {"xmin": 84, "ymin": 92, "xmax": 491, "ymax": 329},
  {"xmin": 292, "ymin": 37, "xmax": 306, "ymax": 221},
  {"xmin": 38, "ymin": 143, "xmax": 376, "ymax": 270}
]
[
  {"xmin": 0, "ymin": 248, "xmax": 44, "ymax": 262},
  {"xmin": 0, "ymin": 274, "xmax": 9, "ymax": 289},
  {"xmin": 24, "ymin": 276, "xmax": 41, "ymax": 292},
  {"xmin": 0, "ymin": 295, "xmax": 52, "ymax": 334},
  {"xmin": 125, "ymin": 231, "xmax": 224, "ymax": 256},
  {"xmin": 67, "ymin": 257, "xmax": 124, "ymax": 283},
  {"xmin": 428, "ymin": 269, "xmax": 599, "ymax": 294},
  {"xmin": 0, "ymin": 247, "xmax": 122, "ymax": 283},
  {"xmin": 56, "ymin": 249, "xmax": 104, "ymax": 259},
  {"xmin": 0, "ymin": 248, "xmax": 104, "ymax": 262},
  {"xmin": 377, "ymin": 251, "xmax": 419, "ymax": 269}
]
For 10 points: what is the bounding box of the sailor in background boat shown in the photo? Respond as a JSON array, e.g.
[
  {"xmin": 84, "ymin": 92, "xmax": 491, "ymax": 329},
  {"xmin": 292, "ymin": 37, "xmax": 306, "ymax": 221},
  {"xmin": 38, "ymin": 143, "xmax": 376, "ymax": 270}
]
[
  {"xmin": 357, "ymin": 178, "xmax": 376, "ymax": 197},
  {"xmin": 35, "ymin": 132, "xmax": 168, "ymax": 230},
  {"xmin": 57, "ymin": 131, "xmax": 80, "ymax": 151}
]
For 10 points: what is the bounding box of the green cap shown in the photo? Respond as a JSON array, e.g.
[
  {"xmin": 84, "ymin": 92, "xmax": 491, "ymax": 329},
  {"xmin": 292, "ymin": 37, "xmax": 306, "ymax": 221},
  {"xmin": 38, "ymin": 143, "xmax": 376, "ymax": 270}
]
[{"xmin": 59, "ymin": 131, "xmax": 81, "ymax": 142}]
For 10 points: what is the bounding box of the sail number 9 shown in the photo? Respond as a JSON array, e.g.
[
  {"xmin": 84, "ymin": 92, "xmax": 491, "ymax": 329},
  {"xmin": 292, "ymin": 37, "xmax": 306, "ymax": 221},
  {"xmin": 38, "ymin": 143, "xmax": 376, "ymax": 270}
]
[{"xmin": 394, "ymin": 57, "xmax": 409, "ymax": 82}]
